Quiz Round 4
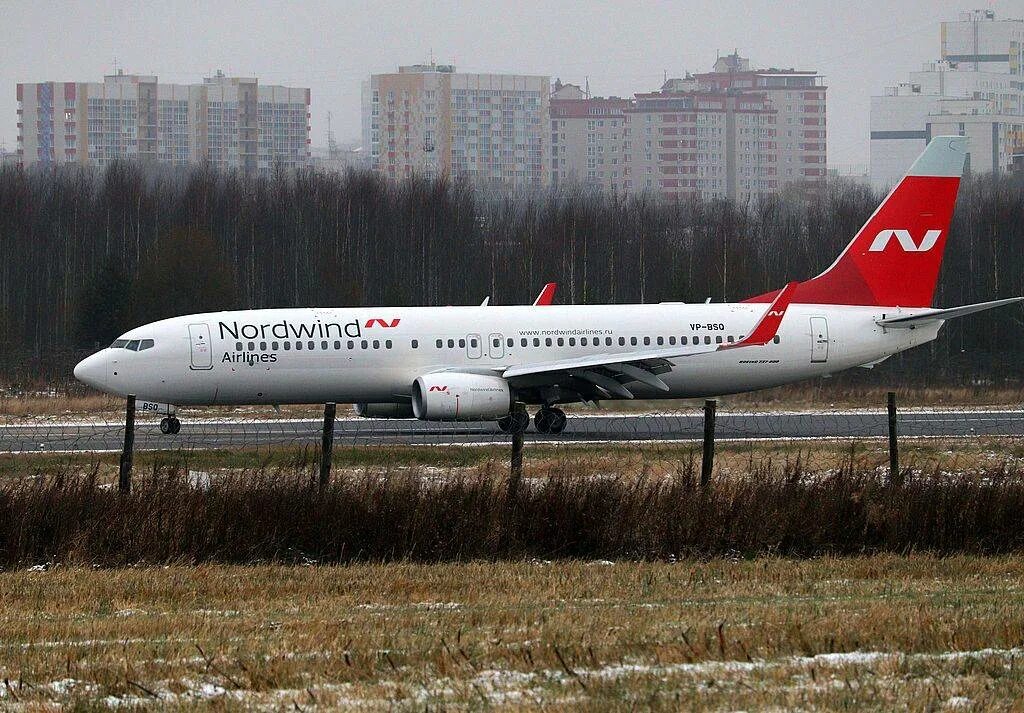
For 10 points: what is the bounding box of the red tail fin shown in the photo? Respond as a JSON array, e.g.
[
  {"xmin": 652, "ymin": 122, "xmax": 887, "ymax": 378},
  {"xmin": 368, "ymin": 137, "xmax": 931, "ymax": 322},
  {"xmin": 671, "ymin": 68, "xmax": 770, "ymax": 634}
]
[{"xmin": 746, "ymin": 136, "xmax": 967, "ymax": 308}]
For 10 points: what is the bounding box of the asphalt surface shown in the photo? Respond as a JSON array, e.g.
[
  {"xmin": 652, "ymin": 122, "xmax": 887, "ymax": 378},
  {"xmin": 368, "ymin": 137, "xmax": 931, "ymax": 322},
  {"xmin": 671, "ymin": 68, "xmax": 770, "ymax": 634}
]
[{"xmin": 2, "ymin": 410, "xmax": 1024, "ymax": 453}]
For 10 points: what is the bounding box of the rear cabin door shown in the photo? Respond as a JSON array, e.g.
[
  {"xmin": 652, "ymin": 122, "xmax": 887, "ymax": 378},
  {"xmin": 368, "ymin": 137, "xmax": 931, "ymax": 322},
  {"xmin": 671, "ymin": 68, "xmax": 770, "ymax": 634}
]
[
  {"xmin": 188, "ymin": 323, "xmax": 213, "ymax": 370},
  {"xmin": 809, "ymin": 317, "xmax": 829, "ymax": 363},
  {"xmin": 467, "ymin": 333, "xmax": 482, "ymax": 359}
]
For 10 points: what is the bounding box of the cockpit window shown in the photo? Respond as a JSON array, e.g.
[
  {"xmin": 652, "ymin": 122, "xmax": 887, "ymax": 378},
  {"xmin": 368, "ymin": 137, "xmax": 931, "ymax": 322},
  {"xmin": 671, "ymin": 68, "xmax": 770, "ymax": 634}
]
[
  {"xmin": 139, "ymin": 339, "xmax": 155, "ymax": 351},
  {"xmin": 125, "ymin": 340, "xmax": 141, "ymax": 351},
  {"xmin": 110, "ymin": 338, "xmax": 155, "ymax": 351},
  {"xmin": 110, "ymin": 339, "xmax": 129, "ymax": 349}
]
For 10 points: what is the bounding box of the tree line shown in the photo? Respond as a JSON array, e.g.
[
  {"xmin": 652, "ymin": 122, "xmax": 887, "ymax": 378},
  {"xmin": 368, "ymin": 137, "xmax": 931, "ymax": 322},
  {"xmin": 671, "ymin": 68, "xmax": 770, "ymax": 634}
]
[{"xmin": 0, "ymin": 161, "xmax": 1022, "ymax": 387}]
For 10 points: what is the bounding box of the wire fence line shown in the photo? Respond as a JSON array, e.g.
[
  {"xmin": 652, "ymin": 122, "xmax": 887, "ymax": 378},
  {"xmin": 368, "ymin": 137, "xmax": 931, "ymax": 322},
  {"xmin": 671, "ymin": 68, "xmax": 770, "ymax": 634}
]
[{"xmin": 2, "ymin": 399, "xmax": 1023, "ymax": 473}]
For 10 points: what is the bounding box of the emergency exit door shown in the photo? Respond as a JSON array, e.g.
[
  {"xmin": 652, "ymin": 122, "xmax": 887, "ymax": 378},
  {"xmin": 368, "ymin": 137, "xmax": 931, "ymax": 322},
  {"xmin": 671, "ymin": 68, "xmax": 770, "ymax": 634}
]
[{"xmin": 810, "ymin": 317, "xmax": 829, "ymax": 363}]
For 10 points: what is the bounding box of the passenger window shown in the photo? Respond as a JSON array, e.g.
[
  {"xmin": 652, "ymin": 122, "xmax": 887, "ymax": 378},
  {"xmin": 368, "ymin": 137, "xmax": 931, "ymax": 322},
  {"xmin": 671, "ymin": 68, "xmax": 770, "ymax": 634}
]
[
  {"xmin": 412, "ymin": 339, "xmax": 419, "ymax": 349},
  {"xmin": 447, "ymin": 339, "xmax": 455, "ymax": 348},
  {"xmin": 507, "ymin": 338, "xmax": 513, "ymax": 348},
  {"xmin": 534, "ymin": 338, "xmax": 540, "ymax": 347},
  {"xmin": 568, "ymin": 338, "xmax": 575, "ymax": 346},
  {"xmin": 630, "ymin": 337, "xmax": 638, "ymax": 346},
  {"xmin": 283, "ymin": 342, "xmax": 291, "ymax": 351},
  {"xmin": 272, "ymin": 342, "xmax": 279, "ymax": 350},
  {"xmin": 727, "ymin": 335, "xmax": 735, "ymax": 343},
  {"xmin": 521, "ymin": 338, "xmax": 527, "ymax": 347},
  {"xmin": 385, "ymin": 340, "xmax": 392, "ymax": 349},
  {"xmin": 557, "ymin": 338, "xmax": 564, "ymax": 346},
  {"xmin": 669, "ymin": 336, "xmax": 676, "ymax": 345},
  {"xmin": 347, "ymin": 340, "xmax": 354, "ymax": 349},
  {"xmin": 657, "ymin": 336, "xmax": 664, "ymax": 346},
  {"xmin": 235, "ymin": 342, "xmax": 243, "ymax": 351},
  {"xmin": 248, "ymin": 342, "xmax": 255, "ymax": 351},
  {"xmin": 681, "ymin": 336, "xmax": 688, "ymax": 345},
  {"xmin": 606, "ymin": 337, "xmax": 612, "ymax": 346},
  {"xmin": 643, "ymin": 337, "xmax": 651, "ymax": 346},
  {"xmin": 459, "ymin": 338, "xmax": 466, "ymax": 348},
  {"xmin": 373, "ymin": 340, "xmax": 380, "ymax": 349},
  {"xmin": 581, "ymin": 337, "xmax": 588, "ymax": 346},
  {"xmin": 296, "ymin": 341, "xmax": 303, "ymax": 350},
  {"xmin": 308, "ymin": 341, "xmax": 315, "ymax": 350},
  {"xmin": 471, "ymin": 338, "xmax": 478, "ymax": 348},
  {"xmin": 359, "ymin": 340, "xmax": 366, "ymax": 349},
  {"xmin": 704, "ymin": 336, "xmax": 711, "ymax": 345},
  {"xmin": 321, "ymin": 341, "xmax": 328, "ymax": 350},
  {"xmin": 715, "ymin": 336, "xmax": 723, "ymax": 344},
  {"xmin": 258, "ymin": 342, "xmax": 265, "ymax": 351},
  {"xmin": 493, "ymin": 338, "xmax": 500, "ymax": 348},
  {"xmin": 773, "ymin": 335, "xmax": 781, "ymax": 344},
  {"xmin": 334, "ymin": 341, "xmax": 341, "ymax": 350},
  {"xmin": 545, "ymin": 338, "xmax": 552, "ymax": 347},
  {"xmin": 619, "ymin": 337, "xmax": 625, "ymax": 346},
  {"xmin": 436, "ymin": 339, "xmax": 443, "ymax": 348}
]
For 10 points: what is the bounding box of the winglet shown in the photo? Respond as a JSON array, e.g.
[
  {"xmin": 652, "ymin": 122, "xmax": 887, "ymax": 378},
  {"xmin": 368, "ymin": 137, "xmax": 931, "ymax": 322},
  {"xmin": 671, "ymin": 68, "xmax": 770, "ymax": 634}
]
[
  {"xmin": 533, "ymin": 282, "xmax": 557, "ymax": 306},
  {"xmin": 720, "ymin": 281, "xmax": 798, "ymax": 350}
]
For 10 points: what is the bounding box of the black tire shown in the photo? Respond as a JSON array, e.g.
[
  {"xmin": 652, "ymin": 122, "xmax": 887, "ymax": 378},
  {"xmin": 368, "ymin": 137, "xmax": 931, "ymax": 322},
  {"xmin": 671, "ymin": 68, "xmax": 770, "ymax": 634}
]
[
  {"xmin": 169, "ymin": 417, "xmax": 181, "ymax": 435},
  {"xmin": 159, "ymin": 417, "xmax": 173, "ymax": 435},
  {"xmin": 534, "ymin": 409, "xmax": 554, "ymax": 434},
  {"xmin": 512, "ymin": 410, "xmax": 530, "ymax": 434},
  {"xmin": 497, "ymin": 415, "xmax": 514, "ymax": 433},
  {"xmin": 548, "ymin": 408, "xmax": 567, "ymax": 435}
]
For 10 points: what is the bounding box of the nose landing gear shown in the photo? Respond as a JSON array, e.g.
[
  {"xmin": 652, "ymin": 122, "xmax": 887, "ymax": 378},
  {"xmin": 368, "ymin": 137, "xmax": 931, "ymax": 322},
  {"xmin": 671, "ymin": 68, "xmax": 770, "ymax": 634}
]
[
  {"xmin": 534, "ymin": 407, "xmax": 566, "ymax": 435},
  {"xmin": 159, "ymin": 416, "xmax": 181, "ymax": 435}
]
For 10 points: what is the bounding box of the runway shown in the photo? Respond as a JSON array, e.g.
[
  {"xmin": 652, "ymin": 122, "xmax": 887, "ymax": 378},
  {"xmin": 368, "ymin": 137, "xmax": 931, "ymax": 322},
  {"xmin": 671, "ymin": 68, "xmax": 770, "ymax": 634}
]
[{"xmin": 2, "ymin": 409, "xmax": 1023, "ymax": 453}]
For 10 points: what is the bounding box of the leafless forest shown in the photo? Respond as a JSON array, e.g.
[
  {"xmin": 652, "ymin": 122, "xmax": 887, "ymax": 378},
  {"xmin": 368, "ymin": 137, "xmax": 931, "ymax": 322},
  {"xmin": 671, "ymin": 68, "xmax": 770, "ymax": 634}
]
[{"xmin": 0, "ymin": 163, "xmax": 1021, "ymax": 386}]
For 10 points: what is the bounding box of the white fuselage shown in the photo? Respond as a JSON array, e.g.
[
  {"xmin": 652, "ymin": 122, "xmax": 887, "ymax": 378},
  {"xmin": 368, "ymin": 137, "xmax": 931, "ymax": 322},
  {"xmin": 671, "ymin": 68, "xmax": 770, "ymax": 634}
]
[{"xmin": 73, "ymin": 303, "xmax": 941, "ymax": 407}]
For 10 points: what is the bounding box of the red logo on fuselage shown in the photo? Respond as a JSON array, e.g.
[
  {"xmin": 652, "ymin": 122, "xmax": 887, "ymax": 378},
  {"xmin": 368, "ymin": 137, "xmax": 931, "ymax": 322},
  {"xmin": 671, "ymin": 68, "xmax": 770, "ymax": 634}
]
[{"xmin": 364, "ymin": 318, "xmax": 401, "ymax": 329}]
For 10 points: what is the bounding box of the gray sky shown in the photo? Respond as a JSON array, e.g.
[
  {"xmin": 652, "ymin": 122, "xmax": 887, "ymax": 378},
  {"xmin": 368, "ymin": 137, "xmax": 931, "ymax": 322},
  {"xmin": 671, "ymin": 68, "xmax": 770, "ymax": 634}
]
[{"xmin": 1, "ymin": 0, "xmax": 1016, "ymax": 166}]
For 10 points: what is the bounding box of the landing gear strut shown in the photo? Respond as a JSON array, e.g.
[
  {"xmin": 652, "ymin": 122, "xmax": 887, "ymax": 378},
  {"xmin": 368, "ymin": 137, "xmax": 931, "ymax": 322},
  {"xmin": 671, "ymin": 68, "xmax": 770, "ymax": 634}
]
[
  {"xmin": 159, "ymin": 416, "xmax": 181, "ymax": 435},
  {"xmin": 497, "ymin": 409, "xmax": 530, "ymax": 434},
  {"xmin": 534, "ymin": 407, "xmax": 566, "ymax": 435}
]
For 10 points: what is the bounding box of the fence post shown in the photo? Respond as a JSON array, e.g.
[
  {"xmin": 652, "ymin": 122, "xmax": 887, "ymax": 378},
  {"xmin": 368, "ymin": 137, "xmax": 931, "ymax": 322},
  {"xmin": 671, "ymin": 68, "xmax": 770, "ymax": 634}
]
[
  {"xmin": 887, "ymin": 391, "xmax": 901, "ymax": 485},
  {"xmin": 319, "ymin": 402, "xmax": 336, "ymax": 490},
  {"xmin": 701, "ymin": 399, "xmax": 716, "ymax": 488},
  {"xmin": 119, "ymin": 394, "xmax": 136, "ymax": 494},
  {"xmin": 508, "ymin": 409, "xmax": 525, "ymax": 499}
]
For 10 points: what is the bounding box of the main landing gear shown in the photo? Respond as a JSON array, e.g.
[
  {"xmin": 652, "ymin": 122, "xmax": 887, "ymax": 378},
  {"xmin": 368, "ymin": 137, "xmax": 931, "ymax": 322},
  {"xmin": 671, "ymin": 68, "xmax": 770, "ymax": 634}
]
[
  {"xmin": 159, "ymin": 416, "xmax": 181, "ymax": 435},
  {"xmin": 534, "ymin": 407, "xmax": 566, "ymax": 435},
  {"xmin": 497, "ymin": 409, "xmax": 531, "ymax": 434}
]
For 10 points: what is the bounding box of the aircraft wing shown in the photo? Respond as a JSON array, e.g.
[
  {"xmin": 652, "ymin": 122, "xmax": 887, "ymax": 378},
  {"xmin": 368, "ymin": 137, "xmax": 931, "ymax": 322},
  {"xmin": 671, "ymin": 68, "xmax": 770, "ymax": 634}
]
[
  {"xmin": 502, "ymin": 282, "xmax": 798, "ymax": 399},
  {"xmin": 875, "ymin": 297, "xmax": 1024, "ymax": 328}
]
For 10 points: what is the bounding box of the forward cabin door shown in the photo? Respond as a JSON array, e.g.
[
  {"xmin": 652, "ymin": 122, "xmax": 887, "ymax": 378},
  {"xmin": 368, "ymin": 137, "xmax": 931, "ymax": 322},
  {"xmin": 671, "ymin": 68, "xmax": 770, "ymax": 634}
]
[
  {"xmin": 810, "ymin": 317, "xmax": 829, "ymax": 363},
  {"xmin": 467, "ymin": 333, "xmax": 482, "ymax": 359},
  {"xmin": 188, "ymin": 323, "xmax": 213, "ymax": 370}
]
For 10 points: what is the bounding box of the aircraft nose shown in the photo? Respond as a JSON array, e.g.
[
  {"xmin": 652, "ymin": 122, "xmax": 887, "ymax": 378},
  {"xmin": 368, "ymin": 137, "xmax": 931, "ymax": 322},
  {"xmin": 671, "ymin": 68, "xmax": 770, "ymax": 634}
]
[{"xmin": 74, "ymin": 352, "xmax": 108, "ymax": 391}]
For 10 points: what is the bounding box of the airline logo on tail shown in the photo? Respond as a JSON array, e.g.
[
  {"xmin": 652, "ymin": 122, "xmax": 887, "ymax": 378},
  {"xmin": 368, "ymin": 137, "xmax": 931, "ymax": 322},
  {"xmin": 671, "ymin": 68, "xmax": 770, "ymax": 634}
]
[{"xmin": 868, "ymin": 229, "xmax": 942, "ymax": 253}]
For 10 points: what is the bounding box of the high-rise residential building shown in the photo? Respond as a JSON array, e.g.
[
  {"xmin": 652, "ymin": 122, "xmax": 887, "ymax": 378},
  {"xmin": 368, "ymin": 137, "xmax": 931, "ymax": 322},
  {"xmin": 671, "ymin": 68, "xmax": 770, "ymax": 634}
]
[
  {"xmin": 870, "ymin": 10, "xmax": 1024, "ymax": 190},
  {"xmin": 362, "ymin": 63, "xmax": 550, "ymax": 188},
  {"xmin": 549, "ymin": 81, "xmax": 629, "ymax": 191},
  {"xmin": 16, "ymin": 70, "xmax": 310, "ymax": 174},
  {"xmin": 550, "ymin": 54, "xmax": 826, "ymax": 201}
]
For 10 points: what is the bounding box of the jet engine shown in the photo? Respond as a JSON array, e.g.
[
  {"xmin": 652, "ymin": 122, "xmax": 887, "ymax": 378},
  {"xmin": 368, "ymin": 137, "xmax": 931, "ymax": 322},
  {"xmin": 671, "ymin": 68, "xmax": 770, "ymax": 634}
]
[
  {"xmin": 411, "ymin": 373, "xmax": 512, "ymax": 421},
  {"xmin": 354, "ymin": 402, "xmax": 416, "ymax": 419}
]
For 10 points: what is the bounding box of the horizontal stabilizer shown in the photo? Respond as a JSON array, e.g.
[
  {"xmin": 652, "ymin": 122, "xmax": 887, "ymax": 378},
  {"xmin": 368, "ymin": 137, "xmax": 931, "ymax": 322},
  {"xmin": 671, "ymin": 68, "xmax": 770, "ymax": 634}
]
[{"xmin": 876, "ymin": 297, "xmax": 1024, "ymax": 328}]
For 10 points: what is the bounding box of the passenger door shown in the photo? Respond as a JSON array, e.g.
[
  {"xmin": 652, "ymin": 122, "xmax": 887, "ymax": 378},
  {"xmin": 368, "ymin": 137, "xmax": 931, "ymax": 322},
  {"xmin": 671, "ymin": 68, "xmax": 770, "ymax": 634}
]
[
  {"xmin": 466, "ymin": 333, "xmax": 482, "ymax": 359},
  {"xmin": 809, "ymin": 317, "xmax": 829, "ymax": 363},
  {"xmin": 188, "ymin": 323, "xmax": 213, "ymax": 370}
]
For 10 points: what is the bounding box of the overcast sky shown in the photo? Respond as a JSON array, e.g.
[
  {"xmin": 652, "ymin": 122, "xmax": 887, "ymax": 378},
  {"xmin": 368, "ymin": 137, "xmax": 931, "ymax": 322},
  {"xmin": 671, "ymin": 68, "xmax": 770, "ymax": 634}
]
[{"xmin": 2, "ymin": 1, "xmax": 1017, "ymax": 166}]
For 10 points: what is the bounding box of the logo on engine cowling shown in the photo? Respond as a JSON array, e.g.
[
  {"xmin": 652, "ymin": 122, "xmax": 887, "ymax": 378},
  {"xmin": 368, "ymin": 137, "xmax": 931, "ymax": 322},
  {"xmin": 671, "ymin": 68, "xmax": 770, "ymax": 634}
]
[{"xmin": 428, "ymin": 385, "xmax": 448, "ymax": 392}]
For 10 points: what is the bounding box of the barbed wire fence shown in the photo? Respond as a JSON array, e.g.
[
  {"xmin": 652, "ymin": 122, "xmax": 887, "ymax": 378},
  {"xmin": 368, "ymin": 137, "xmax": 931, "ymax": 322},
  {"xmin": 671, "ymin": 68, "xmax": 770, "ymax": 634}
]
[{"xmin": 2, "ymin": 392, "xmax": 1023, "ymax": 490}]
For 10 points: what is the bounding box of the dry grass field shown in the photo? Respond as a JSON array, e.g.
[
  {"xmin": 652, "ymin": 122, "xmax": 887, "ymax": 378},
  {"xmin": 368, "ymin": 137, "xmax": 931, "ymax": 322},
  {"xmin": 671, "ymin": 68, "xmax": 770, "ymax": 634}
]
[{"xmin": 1, "ymin": 557, "xmax": 1023, "ymax": 709}]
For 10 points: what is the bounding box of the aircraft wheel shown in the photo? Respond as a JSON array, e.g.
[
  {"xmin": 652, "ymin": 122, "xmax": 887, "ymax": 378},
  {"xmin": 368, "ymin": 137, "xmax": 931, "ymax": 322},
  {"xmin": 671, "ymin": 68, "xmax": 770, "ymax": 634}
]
[
  {"xmin": 160, "ymin": 416, "xmax": 181, "ymax": 435},
  {"xmin": 547, "ymin": 408, "xmax": 567, "ymax": 435},
  {"xmin": 497, "ymin": 415, "xmax": 514, "ymax": 433},
  {"xmin": 534, "ymin": 408, "xmax": 554, "ymax": 434},
  {"xmin": 511, "ymin": 410, "xmax": 530, "ymax": 434}
]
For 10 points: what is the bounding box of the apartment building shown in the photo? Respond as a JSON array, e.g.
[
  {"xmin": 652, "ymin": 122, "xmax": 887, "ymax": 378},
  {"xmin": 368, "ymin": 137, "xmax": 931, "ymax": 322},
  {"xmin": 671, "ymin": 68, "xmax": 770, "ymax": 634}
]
[
  {"xmin": 870, "ymin": 10, "xmax": 1024, "ymax": 190},
  {"xmin": 16, "ymin": 70, "xmax": 310, "ymax": 174},
  {"xmin": 549, "ymin": 81, "xmax": 629, "ymax": 191},
  {"xmin": 362, "ymin": 63, "xmax": 550, "ymax": 188}
]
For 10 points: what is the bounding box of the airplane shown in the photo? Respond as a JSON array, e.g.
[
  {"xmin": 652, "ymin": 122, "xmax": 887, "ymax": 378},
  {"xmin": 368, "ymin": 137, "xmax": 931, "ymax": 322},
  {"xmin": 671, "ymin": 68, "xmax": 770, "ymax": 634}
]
[{"xmin": 75, "ymin": 136, "xmax": 1022, "ymax": 436}]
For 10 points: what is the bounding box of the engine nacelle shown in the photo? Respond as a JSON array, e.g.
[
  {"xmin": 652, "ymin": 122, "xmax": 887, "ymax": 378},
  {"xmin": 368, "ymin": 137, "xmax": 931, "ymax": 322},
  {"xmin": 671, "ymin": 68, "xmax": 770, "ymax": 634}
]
[
  {"xmin": 354, "ymin": 402, "xmax": 416, "ymax": 419},
  {"xmin": 412, "ymin": 373, "xmax": 512, "ymax": 421}
]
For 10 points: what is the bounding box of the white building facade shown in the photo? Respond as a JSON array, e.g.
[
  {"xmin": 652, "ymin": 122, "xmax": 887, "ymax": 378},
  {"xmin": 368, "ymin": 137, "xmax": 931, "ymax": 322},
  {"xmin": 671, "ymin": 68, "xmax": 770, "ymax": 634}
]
[{"xmin": 870, "ymin": 10, "xmax": 1024, "ymax": 190}]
